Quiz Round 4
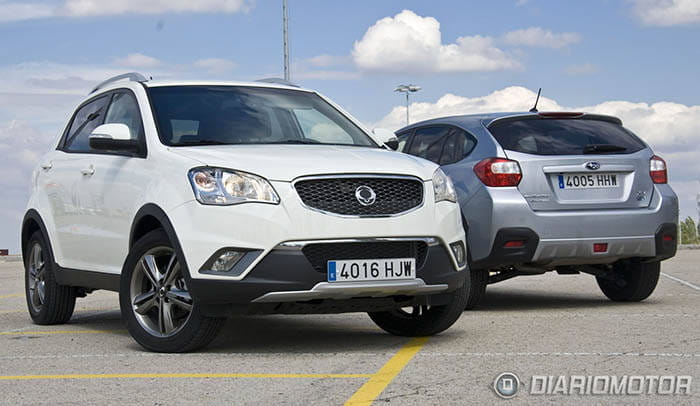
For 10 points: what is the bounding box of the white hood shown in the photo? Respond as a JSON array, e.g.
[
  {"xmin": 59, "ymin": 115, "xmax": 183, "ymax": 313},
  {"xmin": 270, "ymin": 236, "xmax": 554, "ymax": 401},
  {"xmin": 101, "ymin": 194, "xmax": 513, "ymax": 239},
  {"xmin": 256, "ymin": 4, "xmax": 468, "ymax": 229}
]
[{"xmin": 168, "ymin": 144, "xmax": 438, "ymax": 182}]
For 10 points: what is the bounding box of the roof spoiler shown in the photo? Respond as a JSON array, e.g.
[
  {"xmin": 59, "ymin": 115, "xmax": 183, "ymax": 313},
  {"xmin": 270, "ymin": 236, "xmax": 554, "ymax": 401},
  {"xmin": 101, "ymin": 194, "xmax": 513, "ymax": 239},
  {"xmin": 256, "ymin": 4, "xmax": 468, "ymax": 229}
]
[
  {"xmin": 486, "ymin": 112, "xmax": 623, "ymax": 128},
  {"xmin": 90, "ymin": 72, "xmax": 148, "ymax": 94}
]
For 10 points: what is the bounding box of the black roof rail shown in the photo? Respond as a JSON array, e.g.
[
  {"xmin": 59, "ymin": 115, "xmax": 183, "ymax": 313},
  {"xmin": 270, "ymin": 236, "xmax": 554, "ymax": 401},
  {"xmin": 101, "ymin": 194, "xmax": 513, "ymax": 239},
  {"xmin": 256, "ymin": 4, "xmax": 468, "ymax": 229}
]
[
  {"xmin": 255, "ymin": 77, "xmax": 299, "ymax": 88},
  {"xmin": 90, "ymin": 72, "xmax": 148, "ymax": 94}
]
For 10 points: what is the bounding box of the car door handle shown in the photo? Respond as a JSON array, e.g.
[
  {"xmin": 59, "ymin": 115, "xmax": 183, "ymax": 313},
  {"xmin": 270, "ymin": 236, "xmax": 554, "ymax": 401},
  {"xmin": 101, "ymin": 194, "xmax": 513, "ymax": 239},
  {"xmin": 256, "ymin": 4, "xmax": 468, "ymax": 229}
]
[
  {"xmin": 40, "ymin": 162, "xmax": 52, "ymax": 171},
  {"xmin": 81, "ymin": 165, "xmax": 95, "ymax": 176}
]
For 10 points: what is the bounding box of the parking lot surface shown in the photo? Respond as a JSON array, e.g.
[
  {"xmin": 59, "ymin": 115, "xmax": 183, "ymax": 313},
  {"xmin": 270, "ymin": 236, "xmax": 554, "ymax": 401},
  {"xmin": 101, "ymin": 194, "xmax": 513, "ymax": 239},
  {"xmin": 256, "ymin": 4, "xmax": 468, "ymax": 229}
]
[{"xmin": 1, "ymin": 251, "xmax": 698, "ymax": 405}]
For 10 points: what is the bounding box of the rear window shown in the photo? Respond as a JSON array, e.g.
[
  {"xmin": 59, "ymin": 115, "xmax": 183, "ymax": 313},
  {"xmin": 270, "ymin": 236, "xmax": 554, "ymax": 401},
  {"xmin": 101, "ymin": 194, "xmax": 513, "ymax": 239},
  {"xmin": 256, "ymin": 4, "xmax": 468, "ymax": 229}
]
[{"xmin": 488, "ymin": 118, "xmax": 646, "ymax": 155}]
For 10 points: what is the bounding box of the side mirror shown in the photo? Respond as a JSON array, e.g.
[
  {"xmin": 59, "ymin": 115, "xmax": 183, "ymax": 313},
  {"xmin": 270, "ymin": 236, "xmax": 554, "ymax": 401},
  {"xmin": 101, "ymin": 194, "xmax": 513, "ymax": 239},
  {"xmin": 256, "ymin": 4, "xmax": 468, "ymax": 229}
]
[
  {"xmin": 372, "ymin": 128, "xmax": 399, "ymax": 151},
  {"xmin": 89, "ymin": 124, "xmax": 140, "ymax": 154}
]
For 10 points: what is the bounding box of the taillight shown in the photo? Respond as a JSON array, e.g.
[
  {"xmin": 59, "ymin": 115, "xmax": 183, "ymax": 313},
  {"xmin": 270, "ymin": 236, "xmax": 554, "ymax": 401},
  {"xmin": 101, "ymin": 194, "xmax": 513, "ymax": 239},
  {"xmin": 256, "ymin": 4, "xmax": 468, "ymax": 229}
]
[
  {"xmin": 474, "ymin": 158, "xmax": 522, "ymax": 187},
  {"xmin": 650, "ymin": 155, "xmax": 667, "ymax": 184}
]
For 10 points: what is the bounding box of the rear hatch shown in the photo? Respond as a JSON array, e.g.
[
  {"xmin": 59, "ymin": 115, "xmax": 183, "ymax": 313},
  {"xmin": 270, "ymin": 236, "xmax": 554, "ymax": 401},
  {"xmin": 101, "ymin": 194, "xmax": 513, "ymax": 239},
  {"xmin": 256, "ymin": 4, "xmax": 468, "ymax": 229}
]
[{"xmin": 487, "ymin": 114, "xmax": 654, "ymax": 211}]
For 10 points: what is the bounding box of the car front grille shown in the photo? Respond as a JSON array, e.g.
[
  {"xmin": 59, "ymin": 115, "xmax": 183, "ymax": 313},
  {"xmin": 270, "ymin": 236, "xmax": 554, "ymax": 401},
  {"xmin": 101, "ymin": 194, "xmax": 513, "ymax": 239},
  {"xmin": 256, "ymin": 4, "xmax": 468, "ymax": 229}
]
[
  {"xmin": 302, "ymin": 241, "xmax": 428, "ymax": 273},
  {"xmin": 294, "ymin": 176, "xmax": 424, "ymax": 216}
]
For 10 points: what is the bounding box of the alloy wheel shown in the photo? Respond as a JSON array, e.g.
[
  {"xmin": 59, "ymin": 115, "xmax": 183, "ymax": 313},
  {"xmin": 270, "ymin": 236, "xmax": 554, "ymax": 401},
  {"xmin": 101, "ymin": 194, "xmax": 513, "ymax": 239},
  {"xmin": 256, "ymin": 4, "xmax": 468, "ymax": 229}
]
[
  {"xmin": 27, "ymin": 243, "xmax": 46, "ymax": 313},
  {"xmin": 130, "ymin": 247, "xmax": 193, "ymax": 337}
]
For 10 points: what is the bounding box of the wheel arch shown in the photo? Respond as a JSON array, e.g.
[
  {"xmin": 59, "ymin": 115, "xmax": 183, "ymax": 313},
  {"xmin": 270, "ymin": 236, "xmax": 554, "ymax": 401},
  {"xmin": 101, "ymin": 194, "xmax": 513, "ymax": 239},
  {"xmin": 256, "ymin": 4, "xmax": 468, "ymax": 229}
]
[
  {"xmin": 21, "ymin": 210, "xmax": 53, "ymax": 263},
  {"xmin": 128, "ymin": 204, "xmax": 190, "ymax": 278}
]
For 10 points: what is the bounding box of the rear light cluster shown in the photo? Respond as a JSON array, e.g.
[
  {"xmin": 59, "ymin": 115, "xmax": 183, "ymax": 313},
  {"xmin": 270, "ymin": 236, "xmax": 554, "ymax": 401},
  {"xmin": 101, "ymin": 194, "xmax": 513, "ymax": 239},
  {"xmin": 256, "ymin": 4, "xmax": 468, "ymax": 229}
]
[
  {"xmin": 474, "ymin": 158, "xmax": 522, "ymax": 187},
  {"xmin": 649, "ymin": 155, "xmax": 667, "ymax": 184}
]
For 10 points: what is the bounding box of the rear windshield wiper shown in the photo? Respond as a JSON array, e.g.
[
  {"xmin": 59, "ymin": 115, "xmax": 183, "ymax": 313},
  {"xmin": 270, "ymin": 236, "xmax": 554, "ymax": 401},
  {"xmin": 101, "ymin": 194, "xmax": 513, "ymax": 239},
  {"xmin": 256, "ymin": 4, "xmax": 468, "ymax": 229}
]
[{"xmin": 583, "ymin": 144, "xmax": 627, "ymax": 154}]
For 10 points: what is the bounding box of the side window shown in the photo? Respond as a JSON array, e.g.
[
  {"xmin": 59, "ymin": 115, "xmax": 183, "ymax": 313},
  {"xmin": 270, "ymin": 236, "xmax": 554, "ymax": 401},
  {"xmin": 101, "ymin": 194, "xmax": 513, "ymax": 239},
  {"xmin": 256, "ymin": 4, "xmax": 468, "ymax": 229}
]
[
  {"xmin": 439, "ymin": 129, "xmax": 477, "ymax": 165},
  {"xmin": 104, "ymin": 92, "xmax": 144, "ymax": 140},
  {"xmin": 407, "ymin": 126, "xmax": 451, "ymax": 163},
  {"xmin": 63, "ymin": 96, "xmax": 110, "ymax": 152},
  {"xmin": 396, "ymin": 131, "xmax": 411, "ymax": 152}
]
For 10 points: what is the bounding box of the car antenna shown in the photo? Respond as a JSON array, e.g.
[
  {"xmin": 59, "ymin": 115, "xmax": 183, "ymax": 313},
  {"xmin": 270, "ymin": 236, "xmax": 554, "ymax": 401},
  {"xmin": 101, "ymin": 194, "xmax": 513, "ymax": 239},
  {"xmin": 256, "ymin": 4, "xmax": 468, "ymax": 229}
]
[{"xmin": 529, "ymin": 88, "xmax": 542, "ymax": 113}]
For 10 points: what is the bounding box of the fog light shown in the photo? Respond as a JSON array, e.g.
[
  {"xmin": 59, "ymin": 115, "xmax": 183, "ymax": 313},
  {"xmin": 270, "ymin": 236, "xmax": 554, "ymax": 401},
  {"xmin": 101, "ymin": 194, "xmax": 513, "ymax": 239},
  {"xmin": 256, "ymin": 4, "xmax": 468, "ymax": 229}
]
[
  {"xmin": 450, "ymin": 242, "xmax": 466, "ymax": 266},
  {"xmin": 211, "ymin": 250, "xmax": 246, "ymax": 272}
]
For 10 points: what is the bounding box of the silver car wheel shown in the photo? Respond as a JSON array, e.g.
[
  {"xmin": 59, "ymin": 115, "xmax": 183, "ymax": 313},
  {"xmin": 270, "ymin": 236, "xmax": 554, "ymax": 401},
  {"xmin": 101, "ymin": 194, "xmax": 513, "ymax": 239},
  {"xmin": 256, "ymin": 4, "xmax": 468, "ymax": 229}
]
[
  {"xmin": 130, "ymin": 247, "xmax": 193, "ymax": 337},
  {"xmin": 27, "ymin": 243, "xmax": 46, "ymax": 313}
]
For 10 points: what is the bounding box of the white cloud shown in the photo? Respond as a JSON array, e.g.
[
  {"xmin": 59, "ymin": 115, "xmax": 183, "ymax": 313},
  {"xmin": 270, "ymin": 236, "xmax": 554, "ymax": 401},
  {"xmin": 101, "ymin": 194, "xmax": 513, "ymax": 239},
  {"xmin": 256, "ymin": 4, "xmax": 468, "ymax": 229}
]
[
  {"xmin": 632, "ymin": 0, "xmax": 700, "ymax": 26},
  {"xmin": 352, "ymin": 10, "xmax": 519, "ymax": 73},
  {"xmin": 503, "ymin": 27, "xmax": 581, "ymax": 49},
  {"xmin": 565, "ymin": 62, "xmax": 600, "ymax": 75},
  {"xmin": 193, "ymin": 58, "xmax": 237, "ymax": 73},
  {"xmin": 0, "ymin": 0, "xmax": 251, "ymax": 23},
  {"xmin": 375, "ymin": 86, "xmax": 700, "ymax": 221},
  {"xmin": 115, "ymin": 53, "xmax": 162, "ymax": 68}
]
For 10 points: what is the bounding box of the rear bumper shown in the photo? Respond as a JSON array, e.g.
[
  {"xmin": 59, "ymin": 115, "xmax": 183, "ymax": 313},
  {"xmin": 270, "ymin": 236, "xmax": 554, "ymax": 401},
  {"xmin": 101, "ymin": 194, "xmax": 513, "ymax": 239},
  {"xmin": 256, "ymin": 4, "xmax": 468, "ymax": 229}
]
[
  {"xmin": 187, "ymin": 244, "xmax": 466, "ymax": 316},
  {"xmin": 467, "ymin": 183, "xmax": 679, "ymax": 268},
  {"xmin": 473, "ymin": 223, "xmax": 677, "ymax": 268}
]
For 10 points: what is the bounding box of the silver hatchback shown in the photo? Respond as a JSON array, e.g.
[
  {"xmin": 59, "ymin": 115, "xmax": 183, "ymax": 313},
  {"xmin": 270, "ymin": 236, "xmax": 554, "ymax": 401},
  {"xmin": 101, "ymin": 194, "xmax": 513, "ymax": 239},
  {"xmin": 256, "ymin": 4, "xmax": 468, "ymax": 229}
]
[{"xmin": 397, "ymin": 112, "xmax": 679, "ymax": 308}]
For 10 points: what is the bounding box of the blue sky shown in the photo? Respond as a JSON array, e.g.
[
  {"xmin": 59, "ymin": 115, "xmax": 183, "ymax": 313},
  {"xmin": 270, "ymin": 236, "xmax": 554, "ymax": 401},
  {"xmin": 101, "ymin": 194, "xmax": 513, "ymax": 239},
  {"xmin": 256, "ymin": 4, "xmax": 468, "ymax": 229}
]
[{"xmin": 1, "ymin": 0, "xmax": 699, "ymax": 252}]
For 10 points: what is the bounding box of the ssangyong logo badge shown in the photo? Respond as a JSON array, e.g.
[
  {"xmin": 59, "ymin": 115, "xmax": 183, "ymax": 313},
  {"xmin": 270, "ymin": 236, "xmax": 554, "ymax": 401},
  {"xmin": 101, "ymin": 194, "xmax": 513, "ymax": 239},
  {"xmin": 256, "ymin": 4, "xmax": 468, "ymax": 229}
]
[
  {"xmin": 355, "ymin": 185, "xmax": 376, "ymax": 206},
  {"xmin": 585, "ymin": 161, "xmax": 601, "ymax": 170}
]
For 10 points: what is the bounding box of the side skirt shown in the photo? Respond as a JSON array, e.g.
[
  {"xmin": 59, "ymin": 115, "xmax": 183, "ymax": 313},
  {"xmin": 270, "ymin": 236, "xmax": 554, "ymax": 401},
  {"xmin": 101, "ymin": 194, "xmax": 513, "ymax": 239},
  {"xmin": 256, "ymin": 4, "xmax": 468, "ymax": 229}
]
[{"xmin": 54, "ymin": 267, "xmax": 121, "ymax": 292}]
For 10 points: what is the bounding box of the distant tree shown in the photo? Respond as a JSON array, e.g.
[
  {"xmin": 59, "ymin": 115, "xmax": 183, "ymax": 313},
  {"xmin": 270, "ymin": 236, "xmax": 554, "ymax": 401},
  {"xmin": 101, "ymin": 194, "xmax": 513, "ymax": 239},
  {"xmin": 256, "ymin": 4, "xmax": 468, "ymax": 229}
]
[{"xmin": 680, "ymin": 217, "xmax": 699, "ymax": 244}]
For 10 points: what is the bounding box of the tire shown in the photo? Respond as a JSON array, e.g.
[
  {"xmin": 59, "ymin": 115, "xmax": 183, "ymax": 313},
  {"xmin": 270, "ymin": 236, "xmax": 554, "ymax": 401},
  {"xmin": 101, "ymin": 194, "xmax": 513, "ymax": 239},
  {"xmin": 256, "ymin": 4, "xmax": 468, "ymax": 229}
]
[
  {"xmin": 596, "ymin": 259, "xmax": 660, "ymax": 302},
  {"xmin": 368, "ymin": 282, "xmax": 468, "ymax": 337},
  {"xmin": 24, "ymin": 231, "xmax": 76, "ymax": 325},
  {"xmin": 119, "ymin": 229, "xmax": 224, "ymax": 352},
  {"xmin": 465, "ymin": 269, "xmax": 488, "ymax": 310}
]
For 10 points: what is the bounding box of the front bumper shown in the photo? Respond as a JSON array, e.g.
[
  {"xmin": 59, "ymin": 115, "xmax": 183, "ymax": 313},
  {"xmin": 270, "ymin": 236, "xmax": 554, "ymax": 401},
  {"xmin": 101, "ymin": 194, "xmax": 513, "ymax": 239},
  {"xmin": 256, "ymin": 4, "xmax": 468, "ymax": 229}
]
[
  {"xmin": 187, "ymin": 243, "xmax": 466, "ymax": 315},
  {"xmin": 168, "ymin": 179, "xmax": 466, "ymax": 281}
]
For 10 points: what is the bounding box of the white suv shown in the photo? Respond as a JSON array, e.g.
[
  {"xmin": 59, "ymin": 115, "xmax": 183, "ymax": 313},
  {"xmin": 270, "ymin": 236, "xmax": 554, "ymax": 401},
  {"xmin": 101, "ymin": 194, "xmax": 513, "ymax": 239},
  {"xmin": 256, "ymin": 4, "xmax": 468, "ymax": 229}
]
[{"xmin": 21, "ymin": 74, "xmax": 468, "ymax": 352}]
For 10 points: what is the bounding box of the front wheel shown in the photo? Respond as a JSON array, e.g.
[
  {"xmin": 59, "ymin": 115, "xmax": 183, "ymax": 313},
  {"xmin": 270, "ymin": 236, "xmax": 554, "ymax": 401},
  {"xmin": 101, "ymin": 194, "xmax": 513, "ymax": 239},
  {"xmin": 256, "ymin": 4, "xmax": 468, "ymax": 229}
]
[
  {"xmin": 368, "ymin": 282, "xmax": 468, "ymax": 336},
  {"xmin": 119, "ymin": 229, "xmax": 224, "ymax": 352},
  {"xmin": 596, "ymin": 259, "xmax": 660, "ymax": 302}
]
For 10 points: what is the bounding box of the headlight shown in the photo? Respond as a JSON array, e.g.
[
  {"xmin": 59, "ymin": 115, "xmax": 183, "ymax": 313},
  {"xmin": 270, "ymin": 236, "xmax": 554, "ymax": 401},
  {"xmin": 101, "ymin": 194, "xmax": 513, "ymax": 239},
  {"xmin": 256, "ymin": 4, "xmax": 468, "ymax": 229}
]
[
  {"xmin": 188, "ymin": 168, "xmax": 280, "ymax": 205},
  {"xmin": 433, "ymin": 168, "xmax": 457, "ymax": 203}
]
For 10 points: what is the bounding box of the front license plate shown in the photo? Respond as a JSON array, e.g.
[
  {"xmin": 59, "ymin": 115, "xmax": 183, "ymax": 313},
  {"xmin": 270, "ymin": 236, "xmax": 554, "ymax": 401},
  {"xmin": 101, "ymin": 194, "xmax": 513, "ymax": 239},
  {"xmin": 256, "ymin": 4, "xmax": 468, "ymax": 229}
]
[
  {"xmin": 557, "ymin": 173, "xmax": 619, "ymax": 189},
  {"xmin": 327, "ymin": 258, "xmax": 416, "ymax": 282}
]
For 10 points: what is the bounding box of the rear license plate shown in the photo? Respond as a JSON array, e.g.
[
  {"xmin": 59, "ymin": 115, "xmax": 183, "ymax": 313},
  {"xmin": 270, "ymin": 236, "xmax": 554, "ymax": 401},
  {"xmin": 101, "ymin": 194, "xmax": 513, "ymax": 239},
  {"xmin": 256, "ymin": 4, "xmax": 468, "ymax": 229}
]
[
  {"xmin": 327, "ymin": 258, "xmax": 416, "ymax": 282},
  {"xmin": 557, "ymin": 173, "xmax": 619, "ymax": 189}
]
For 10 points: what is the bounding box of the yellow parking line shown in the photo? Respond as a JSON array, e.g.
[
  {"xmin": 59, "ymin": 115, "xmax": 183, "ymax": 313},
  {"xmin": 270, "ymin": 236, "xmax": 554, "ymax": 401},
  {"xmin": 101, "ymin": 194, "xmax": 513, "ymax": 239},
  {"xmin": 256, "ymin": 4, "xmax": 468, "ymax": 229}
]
[
  {"xmin": 0, "ymin": 373, "xmax": 372, "ymax": 381},
  {"xmin": 345, "ymin": 337, "xmax": 429, "ymax": 405},
  {"xmin": 0, "ymin": 293, "xmax": 23, "ymax": 299},
  {"xmin": 0, "ymin": 330, "xmax": 122, "ymax": 336}
]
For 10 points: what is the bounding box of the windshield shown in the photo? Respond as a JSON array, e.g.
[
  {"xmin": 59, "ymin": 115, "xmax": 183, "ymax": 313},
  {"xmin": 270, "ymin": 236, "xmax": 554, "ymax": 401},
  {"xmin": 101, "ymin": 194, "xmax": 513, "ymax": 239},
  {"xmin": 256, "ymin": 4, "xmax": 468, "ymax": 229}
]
[
  {"xmin": 147, "ymin": 85, "xmax": 378, "ymax": 147},
  {"xmin": 488, "ymin": 117, "xmax": 646, "ymax": 155}
]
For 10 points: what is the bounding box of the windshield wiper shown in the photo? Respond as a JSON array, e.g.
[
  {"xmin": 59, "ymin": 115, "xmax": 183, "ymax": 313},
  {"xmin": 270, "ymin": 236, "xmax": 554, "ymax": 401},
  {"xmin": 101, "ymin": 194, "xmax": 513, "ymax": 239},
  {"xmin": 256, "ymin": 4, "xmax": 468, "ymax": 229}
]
[
  {"xmin": 176, "ymin": 140, "xmax": 230, "ymax": 146},
  {"xmin": 583, "ymin": 144, "xmax": 627, "ymax": 154},
  {"xmin": 267, "ymin": 139, "xmax": 321, "ymax": 145}
]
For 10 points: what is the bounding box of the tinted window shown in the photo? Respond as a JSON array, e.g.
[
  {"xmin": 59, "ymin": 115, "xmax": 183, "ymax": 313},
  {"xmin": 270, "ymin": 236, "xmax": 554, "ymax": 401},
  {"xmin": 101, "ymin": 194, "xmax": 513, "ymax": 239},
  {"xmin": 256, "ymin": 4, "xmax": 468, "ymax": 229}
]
[
  {"xmin": 63, "ymin": 96, "xmax": 110, "ymax": 152},
  {"xmin": 104, "ymin": 92, "xmax": 143, "ymax": 139},
  {"xmin": 439, "ymin": 130, "xmax": 476, "ymax": 165},
  {"xmin": 408, "ymin": 126, "xmax": 452, "ymax": 163},
  {"xmin": 488, "ymin": 118, "xmax": 646, "ymax": 155},
  {"xmin": 147, "ymin": 86, "xmax": 377, "ymax": 147},
  {"xmin": 396, "ymin": 132, "xmax": 411, "ymax": 152}
]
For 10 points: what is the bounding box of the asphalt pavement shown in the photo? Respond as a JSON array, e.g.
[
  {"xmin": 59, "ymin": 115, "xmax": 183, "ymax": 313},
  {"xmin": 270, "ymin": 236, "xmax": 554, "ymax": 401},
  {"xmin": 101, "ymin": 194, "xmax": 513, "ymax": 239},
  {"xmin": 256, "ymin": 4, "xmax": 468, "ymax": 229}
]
[{"xmin": 0, "ymin": 251, "xmax": 698, "ymax": 405}]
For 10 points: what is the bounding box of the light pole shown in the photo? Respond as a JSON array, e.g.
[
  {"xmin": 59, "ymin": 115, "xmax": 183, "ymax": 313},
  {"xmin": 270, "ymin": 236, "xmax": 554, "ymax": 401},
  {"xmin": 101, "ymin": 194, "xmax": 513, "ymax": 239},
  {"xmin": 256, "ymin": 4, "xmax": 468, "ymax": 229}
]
[
  {"xmin": 283, "ymin": 0, "xmax": 290, "ymax": 81},
  {"xmin": 394, "ymin": 84, "xmax": 421, "ymax": 126}
]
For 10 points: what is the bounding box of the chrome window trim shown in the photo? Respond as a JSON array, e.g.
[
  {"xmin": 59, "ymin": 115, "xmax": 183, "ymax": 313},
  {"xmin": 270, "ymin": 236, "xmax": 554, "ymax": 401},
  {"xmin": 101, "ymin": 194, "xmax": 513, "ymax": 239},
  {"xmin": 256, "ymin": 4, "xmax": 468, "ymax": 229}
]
[{"xmin": 292, "ymin": 174, "xmax": 426, "ymax": 218}]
